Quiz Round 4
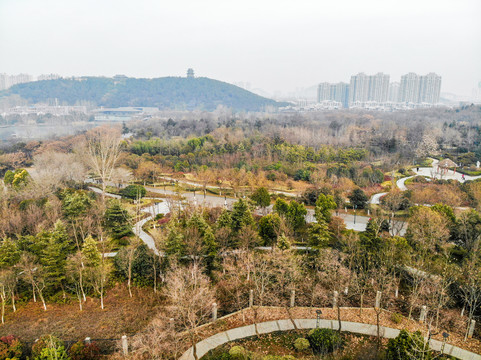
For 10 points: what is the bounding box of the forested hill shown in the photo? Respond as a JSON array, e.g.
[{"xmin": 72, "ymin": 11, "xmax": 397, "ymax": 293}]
[{"xmin": 1, "ymin": 76, "xmax": 286, "ymax": 111}]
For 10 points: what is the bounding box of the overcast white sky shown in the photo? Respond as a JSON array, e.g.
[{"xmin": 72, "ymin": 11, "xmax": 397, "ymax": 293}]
[{"xmin": 1, "ymin": 0, "xmax": 480, "ymax": 96}]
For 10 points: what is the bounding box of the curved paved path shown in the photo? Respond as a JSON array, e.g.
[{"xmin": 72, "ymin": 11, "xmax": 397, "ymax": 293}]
[
  {"xmin": 180, "ymin": 318, "xmax": 481, "ymax": 360},
  {"xmin": 396, "ymin": 175, "xmax": 414, "ymax": 191},
  {"xmin": 370, "ymin": 191, "xmax": 387, "ymax": 205}
]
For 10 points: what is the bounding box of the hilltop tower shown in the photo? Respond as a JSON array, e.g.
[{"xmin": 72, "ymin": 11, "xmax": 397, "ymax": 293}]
[{"xmin": 187, "ymin": 68, "xmax": 195, "ymax": 78}]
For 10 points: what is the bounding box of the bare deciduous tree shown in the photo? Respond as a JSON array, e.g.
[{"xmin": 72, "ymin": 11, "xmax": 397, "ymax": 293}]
[
  {"xmin": 164, "ymin": 262, "xmax": 215, "ymax": 360},
  {"xmin": 82, "ymin": 126, "xmax": 122, "ymax": 203}
]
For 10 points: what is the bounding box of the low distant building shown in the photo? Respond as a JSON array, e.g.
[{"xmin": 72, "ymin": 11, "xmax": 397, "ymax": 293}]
[
  {"xmin": 93, "ymin": 107, "xmax": 159, "ymax": 121},
  {"xmin": 38, "ymin": 74, "xmax": 61, "ymax": 81}
]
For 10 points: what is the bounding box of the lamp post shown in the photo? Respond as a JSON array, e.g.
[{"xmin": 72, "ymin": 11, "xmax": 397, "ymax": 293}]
[
  {"xmin": 316, "ymin": 309, "xmax": 322, "ymax": 328},
  {"xmin": 353, "ymin": 205, "xmax": 357, "ymax": 224},
  {"xmin": 441, "ymin": 332, "xmax": 449, "ymax": 355}
]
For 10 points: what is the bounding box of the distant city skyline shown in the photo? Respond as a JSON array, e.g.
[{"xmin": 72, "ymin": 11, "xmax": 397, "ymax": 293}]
[
  {"xmin": 317, "ymin": 72, "xmax": 442, "ymax": 109},
  {"xmin": 0, "ymin": 0, "xmax": 480, "ymax": 98}
]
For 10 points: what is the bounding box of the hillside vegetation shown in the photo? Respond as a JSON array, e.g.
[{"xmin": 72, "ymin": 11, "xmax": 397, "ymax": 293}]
[{"xmin": 1, "ymin": 76, "xmax": 285, "ymax": 111}]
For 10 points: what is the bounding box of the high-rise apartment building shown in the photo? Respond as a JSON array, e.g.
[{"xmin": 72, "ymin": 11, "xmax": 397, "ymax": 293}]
[
  {"xmin": 388, "ymin": 82, "xmax": 400, "ymax": 102},
  {"xmin": 349, "ymin": 72, "xmax": 389, "ymax": 104},
  {"xmin": 0, "ymin": 73, "xmax": 33, "ymax": 90},
  {"xmin": 317, "ymin": 82, "xmax": 349, "ymax": 108},
  {"xmin": 399, "ymin": 72, "xmax": 441, "ymax": 104},
  {"xmin": 418, "ymin": 73, "xmax": 441, "ymax": 104},
  {"xmin": 317, "ymin": 83, "xmax": 331, "ymax": 102},
  {"xmin": 349, "ymin": 72, "xmax": 369, "ymax": 104},
  {"xmin": 368, "ymin": 73, "xmax": 390, "ymax": 102},
  {"xmin": 318, "ymin": 72, "xmax": 441, "ymax": 109},
  {"xmin": 0, "ymin": 74, "xmax": 7, "ymax": 90}
]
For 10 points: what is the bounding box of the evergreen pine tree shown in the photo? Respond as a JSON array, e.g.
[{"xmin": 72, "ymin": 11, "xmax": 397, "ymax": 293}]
[
  {"xmin": 103, "ymin": 201, "xmax": 133, "ymax": 245},
  {"xmin": 230, "ymin": 198, "xmax": 254, "ymax": 232},
  {"xmin": 82, "ymin": 235, "xmax": 101, "ymax": 266},
  {"xmin": 216, "ymin": 209, "xmax": 232, "ymax": 229},
  {"xmin": 202, "ymin": 228, "xmax": 218, "ymax": 273},
  {"xmin": 314, "ymin": 193, "xmax": 336, "ymax": 223},
  {"xmin": 308, "ymin": 221, "xmax": 331, "ymax": 248},
  {"xmin": 0, "ymin": 238, "xmax": 20, "ymax": 268}
]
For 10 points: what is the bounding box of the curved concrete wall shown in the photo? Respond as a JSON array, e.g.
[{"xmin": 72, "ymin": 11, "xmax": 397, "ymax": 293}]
[{"xmin": 180, "ymin": 319, "xmax": 481, "ymax": 360}]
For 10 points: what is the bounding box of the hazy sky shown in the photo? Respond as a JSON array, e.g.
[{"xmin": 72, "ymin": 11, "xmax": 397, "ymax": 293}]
[{"xmin": 1, "ymin": 0, "xmax": 480, "ymax": 96}]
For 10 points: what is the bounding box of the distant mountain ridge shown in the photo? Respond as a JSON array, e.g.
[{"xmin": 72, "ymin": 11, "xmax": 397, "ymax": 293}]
[{"xmin": 1, "ymin": 76, "xmax": 287, "ymax": 111}]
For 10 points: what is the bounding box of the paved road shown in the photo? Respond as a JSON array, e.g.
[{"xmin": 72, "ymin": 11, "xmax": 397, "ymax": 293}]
[{"xmin": 180, "ymin": 317, "xmax": 480, "ymax": 360}]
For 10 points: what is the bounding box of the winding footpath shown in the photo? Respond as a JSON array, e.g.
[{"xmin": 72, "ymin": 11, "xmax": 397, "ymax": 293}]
[{"xmin": 180, "ymin": 317, "xmax": 481, "ymax": 360}]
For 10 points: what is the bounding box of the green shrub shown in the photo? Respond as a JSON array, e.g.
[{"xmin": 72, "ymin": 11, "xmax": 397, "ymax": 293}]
[
  {"xmin": 31, "ymin": 335, "xmax": 70, "ymax": 360},
  {"xmin": 36, "ymin": 345, "xmax": 70, "ymax": 360},
  {"xmin": 262, "ymin": 356, "xmax": 296, "ymax": 360},
  {"xmin": 229, "ymin": 346, "xmax": 249, "ymax": 360},
  {"xmin": 386, "ymin": 330, "xmax": 429, "ymax": 360},
  {"xmin": 391, "ymin": 312, "xmax": 403, "ymax": 324},
  {"xmin": 31, "ymin": 336, "xmax": 64, "ymax": 359},
  {"xmin": 120, "ymin": 184, "xmax": 146, "ymax": 199},
  {"xmin": 307, "ymin": 328, "xmax": 343, "ymax": 354},
  {"xmin": 293, "ymin": 337, "xmax": 310, "ymax": 351}
]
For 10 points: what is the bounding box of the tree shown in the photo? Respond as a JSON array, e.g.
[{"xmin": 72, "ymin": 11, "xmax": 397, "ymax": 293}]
[
  {"xmin": 285, "ymin": 200, "xmax": 307, "ymax": 232},
  {"xmin": 18, "ymin": 253, "xmax": 47, "ymax": 311},
  {"xmin": 202, "ymin": 228, "xmax": 218, "ymax": 274},
  {"xmin": 308, "ymin": 222, "xmax": 331, "ymax": 249},
  {"xmin": 83, "ymin": 126, "xmax": 122, "ymax": 204},
  {"xmin": 115, "ymin": 238, "xmax": 141, "ymax": 297},
  {"xmin": 164, "ymin": 262, "xmax": 215, "ymax": 360},
  {"xmin": 103, "ymin": 200, "xmax": 133, "ymax": 245},
  {"xmin": 32, "ymin": 151, "xmax": 86, "ymax": 191},
  {"xmin": 0, "ymin": 269, "xmax": 16, "ymax": 323},
  {"xmin": 250, "ymin": 187, "xmax": 270, "ymax": 211},
  {"xmin": 277, "ymin": 233, "xmax": 291, "ymax": 251},
  {"xmin": 407, "ymin": 207, "xmax": 449, "ymax": 261},
  {"xmin": 452, "ymin": 209, "xmax": 481, "ymax": 253},
  {"xmin": 458, "ymin": 243, "xmax": 481, "ymax": 340},
  {"xmin": 348, "ymin": 188, "xmax": 368, "ymax": 209},
  {"xmin": 83, "ymin": 237, "xmax": 110, "ymax": 309},
  {"xmin": 0, "ymin": 238, "xmax": 20, "ymax": 268},
  {"xmin": 66, "ymin": 252, "xmax": 87, "ymax": 310},
  {"xmin": 258, "ymin": 214, "xmax": 282, "ymax": 246},
  {"xmin": 40, "ymin": 221, "xmax": 73, "ymax": 294},
  {"xmin": 273, "ymin": 198, "xmax": 289, "ymax": 216},
  {"xmin": 164, "ymin": 222, "xmax": 186, "ymax": 259},
  {"xmin": 62, "ymin": 190, "xmax": 93, "ymax": 251},
  {"xmin": 230, "ymin": 198, "xmax": 254, "ymax": 232},
  {"xmin": 314, "ymin": 193, "xmax": 336, "ymax": 223},
  {"xmin": 135, "ymin": 161, "xmax": 162, "ymax": 185}
]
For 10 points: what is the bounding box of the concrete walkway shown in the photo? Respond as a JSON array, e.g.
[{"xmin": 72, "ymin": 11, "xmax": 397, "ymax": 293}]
[
  {"xmin": 413, "ymin": 158, "xmax": 481, "ymax": 183},
  {"xmin": 370, "ymin": 191, "xmax": 387, "ymax": 205},
  {"xmin": 180, "ymin": 319, "xmax": 481, "ymax": 360}
]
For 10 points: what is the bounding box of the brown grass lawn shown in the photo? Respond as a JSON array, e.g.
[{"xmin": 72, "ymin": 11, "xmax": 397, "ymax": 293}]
[{"xmin": 0, "ymin": 285, "xmax": 162, "ymax": 342}]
